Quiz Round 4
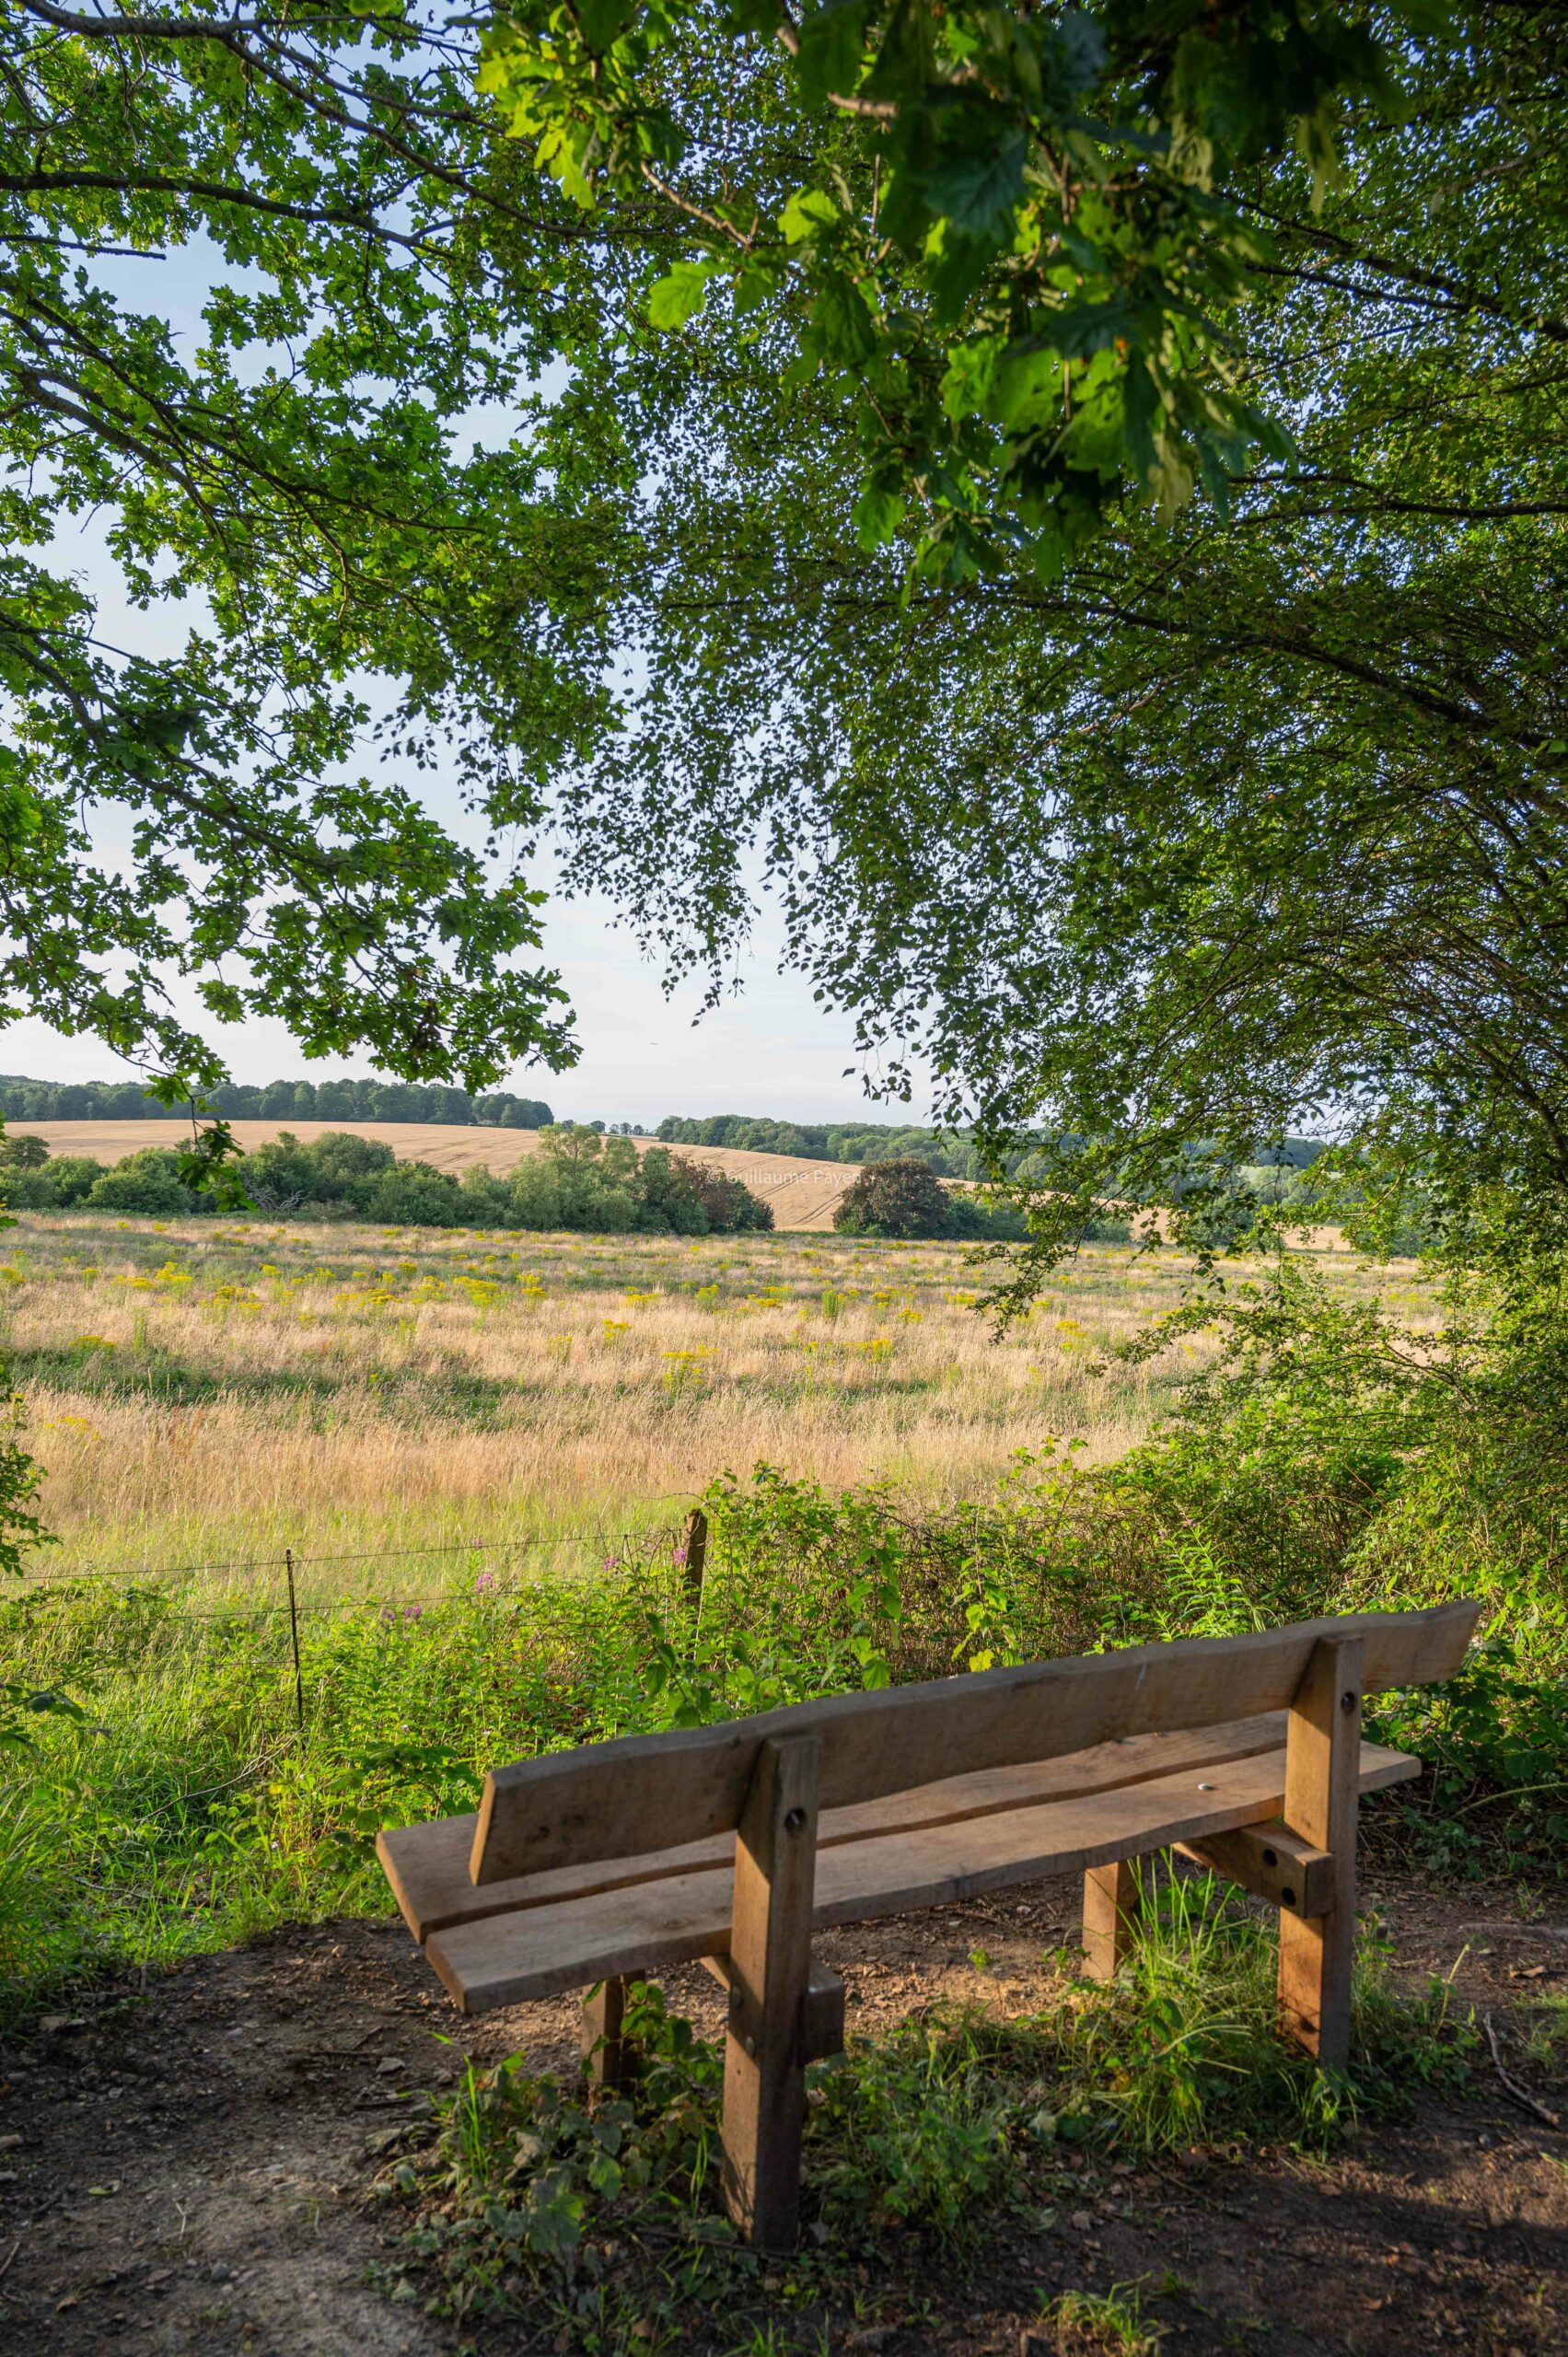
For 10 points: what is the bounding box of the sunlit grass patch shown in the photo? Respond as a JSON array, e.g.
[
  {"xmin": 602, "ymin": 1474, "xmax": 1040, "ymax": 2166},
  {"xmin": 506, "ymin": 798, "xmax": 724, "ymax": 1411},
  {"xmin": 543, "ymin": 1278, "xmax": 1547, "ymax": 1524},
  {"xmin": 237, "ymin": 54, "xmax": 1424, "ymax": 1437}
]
[{"xmin": 3, "ymin": 1213, "xmax": 1237, "ymax": 1579}]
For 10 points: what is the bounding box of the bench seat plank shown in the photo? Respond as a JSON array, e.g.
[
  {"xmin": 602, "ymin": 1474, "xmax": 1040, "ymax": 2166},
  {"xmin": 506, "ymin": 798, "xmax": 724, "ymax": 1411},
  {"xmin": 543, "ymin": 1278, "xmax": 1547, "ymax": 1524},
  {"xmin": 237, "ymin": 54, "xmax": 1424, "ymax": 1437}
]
[
  {"xmin": 423, "ymin": 1736, "xmax": 1417, "ymax": 2014},
  {"xmin": 380, "ymin": 1713, "xmax": 1294, "ymax": 1945}
]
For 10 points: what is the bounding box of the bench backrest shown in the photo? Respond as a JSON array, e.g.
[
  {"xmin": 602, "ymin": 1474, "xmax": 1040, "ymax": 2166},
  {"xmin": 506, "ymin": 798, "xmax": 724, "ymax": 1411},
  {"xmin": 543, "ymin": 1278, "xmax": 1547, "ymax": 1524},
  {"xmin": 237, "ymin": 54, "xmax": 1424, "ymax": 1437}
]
[{"xmin": 470, "ymin": 1598, "xmax": 1480, "ymax": 1885}]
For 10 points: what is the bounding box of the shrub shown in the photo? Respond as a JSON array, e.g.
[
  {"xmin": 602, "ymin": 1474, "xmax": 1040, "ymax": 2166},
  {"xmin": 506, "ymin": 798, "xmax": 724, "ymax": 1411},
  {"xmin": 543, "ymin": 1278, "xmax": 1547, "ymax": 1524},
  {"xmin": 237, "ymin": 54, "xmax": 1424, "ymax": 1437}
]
[
  {"xmin": 239, "ymin": 1129, "xmax": 398, "ymax": 1215},
  {"xmin": 505, "ymin": 1126, "xmax": 642, "ymax": 1232},
  {"xmin": 87, "ymin": 1147, "xmax": 210, "ymax": 1216},
  {"xmin": 666, "ymin": 1155, "xmax": 773, "ymax": 1235},
  {"xmin": 635, "ymin": 1146, "xmax": 712, "ymax": 1235},
  {"xmin": 364, "ymin": 1159, "xmax": 465, "ymax": 1227},
  {"xmin": 1, "ymin": 1153, "xmax": 107, "ymax": 1210},
  {"xmin": 833, "ymin": 1155, "xmax": 956, "ymax": 1238}
]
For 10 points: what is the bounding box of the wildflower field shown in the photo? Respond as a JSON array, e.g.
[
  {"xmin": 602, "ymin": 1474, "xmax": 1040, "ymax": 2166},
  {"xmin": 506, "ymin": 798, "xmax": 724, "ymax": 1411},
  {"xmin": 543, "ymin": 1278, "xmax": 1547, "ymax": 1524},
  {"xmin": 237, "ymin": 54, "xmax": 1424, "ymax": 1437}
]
[{"xmin": 1, "ymin": 1207, "xmax": 1335, "ymax": 1585}]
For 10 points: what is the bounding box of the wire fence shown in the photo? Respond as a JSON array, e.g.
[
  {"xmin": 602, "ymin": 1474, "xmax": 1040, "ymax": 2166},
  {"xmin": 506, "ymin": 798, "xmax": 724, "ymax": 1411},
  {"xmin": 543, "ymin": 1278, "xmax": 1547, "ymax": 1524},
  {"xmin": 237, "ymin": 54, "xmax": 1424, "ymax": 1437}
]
[
  {"xmin": 6, "ymin": 1510, "xmax": 711, "ymax": 1730},
  {"xmin": 17, "ymin": 1532, "xmax": 552, "ymax": 1589}
]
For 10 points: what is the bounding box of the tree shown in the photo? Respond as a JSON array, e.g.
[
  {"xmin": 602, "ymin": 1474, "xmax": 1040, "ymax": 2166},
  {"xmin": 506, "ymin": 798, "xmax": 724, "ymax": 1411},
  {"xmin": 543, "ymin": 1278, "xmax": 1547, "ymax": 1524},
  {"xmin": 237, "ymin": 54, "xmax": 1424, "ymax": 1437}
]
[
  {"xmin": 833, "ymin": 1155, "xmax": 951, "ymax": 1238},
  {"xmin": 2, "ymin": 0, "xmax": 615, "ymax": 1097},
  {"xmin": 669, "ymin": 1158, "xmax": 775, "ymax": 1235},
  {"xmin": 0, "ymin": 0, "xmax": 1442, "ymax": 1112},
  {"xmin": 559, "ymin": 7, "xmax": 1568, "ymax": 1271}
]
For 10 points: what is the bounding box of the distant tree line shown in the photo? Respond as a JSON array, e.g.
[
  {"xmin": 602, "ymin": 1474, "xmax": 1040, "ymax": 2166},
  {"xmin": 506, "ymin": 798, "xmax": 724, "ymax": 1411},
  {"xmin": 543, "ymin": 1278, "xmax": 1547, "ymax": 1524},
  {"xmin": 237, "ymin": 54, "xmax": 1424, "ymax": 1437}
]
[
  {"xmin": 0, "ymin": 1129, "xmax": 770, "ymax": 1237},
  {"xmin": 656, "ymin": 1114, "xmax": 988, "ymax": 1177},
  {"xmin": 657, "ymin": 1115, "xmax": 1327, "ymax": 1187},
  {"xmin": 0, "ymin": 1075, "xmax": 553, "ymax": 1128}
]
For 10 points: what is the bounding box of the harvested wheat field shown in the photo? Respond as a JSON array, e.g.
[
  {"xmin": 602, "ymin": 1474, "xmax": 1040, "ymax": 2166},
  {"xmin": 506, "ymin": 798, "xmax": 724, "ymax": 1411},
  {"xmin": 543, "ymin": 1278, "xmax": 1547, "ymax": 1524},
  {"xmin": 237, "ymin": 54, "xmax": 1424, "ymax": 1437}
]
[{"xmin": 19, "ymin": 1120, "xmax": 861, "ymax": 1227}]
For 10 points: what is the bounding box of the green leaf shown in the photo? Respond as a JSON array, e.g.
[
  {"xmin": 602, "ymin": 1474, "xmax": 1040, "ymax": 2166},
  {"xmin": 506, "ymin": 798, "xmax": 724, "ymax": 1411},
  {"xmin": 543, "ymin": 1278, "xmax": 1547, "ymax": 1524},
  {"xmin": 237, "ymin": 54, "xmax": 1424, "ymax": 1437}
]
[
  {"xmin": 809, "ymin": 270, "xmax": 878, "ymax": 366},
  {"xmin": 646, "ymin": 261, "xmax": 721, "ymax": 331},
  {"xmin": 921, "ymin": 133, "xmax": 1028, "ymax": 243},
  {"xmin": 854, "ymin": 482, "xmax": 905, "ymax": 548},
  {"xmin": 572, "ymin": 0, "xmax": 637, "ymax": 52},
  {"xmin": 780, "ymin": 187, "xmax": 839, "ymax": 245},
  {"xmin": 793, "ymin": 0, "xmax": 872, "ymax": 108}
]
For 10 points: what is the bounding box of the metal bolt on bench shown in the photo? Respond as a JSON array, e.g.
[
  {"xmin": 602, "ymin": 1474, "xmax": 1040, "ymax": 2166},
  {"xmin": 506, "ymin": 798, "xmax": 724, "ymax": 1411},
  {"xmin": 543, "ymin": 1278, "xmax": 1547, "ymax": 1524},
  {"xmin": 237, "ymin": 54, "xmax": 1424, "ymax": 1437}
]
[{"xmin": 377, "ymin": 1599, "xmax": 1480, "ymax": 2248}]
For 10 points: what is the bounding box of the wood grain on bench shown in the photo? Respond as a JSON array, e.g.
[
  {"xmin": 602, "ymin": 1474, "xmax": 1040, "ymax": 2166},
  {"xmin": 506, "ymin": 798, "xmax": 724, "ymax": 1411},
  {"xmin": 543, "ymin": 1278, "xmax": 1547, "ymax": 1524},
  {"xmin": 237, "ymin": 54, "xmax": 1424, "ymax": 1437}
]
[
  {"xmin": 422, "ymin": 1736, "xmax": 1417, "ymax": 2013},
  {"xmin": 380, "ymin": 1713, "xmax": 1295, "ymax": 1945},
  {"xmin": 468, "ymin": 1603, "xmax": 1475, "ymax": 1882}
]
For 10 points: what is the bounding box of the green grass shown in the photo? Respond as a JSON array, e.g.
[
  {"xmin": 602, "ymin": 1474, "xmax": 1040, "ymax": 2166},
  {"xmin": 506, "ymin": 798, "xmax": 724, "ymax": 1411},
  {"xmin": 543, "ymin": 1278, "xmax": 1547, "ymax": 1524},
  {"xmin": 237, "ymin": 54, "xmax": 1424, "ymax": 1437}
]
[
  {"xmin": 360, "ymin": 1873, "xmax": 1475, "ymax": 2352},
  {"xmin": 3, "ymin": 1427, "xmax": 1563, "ymax": 2024}
]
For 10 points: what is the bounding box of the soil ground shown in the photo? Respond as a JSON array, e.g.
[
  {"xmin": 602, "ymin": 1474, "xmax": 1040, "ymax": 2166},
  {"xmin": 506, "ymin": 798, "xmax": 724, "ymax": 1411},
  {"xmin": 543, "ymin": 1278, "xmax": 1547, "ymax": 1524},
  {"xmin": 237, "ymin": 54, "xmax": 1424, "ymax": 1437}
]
[{"xmin": 3, "ymin": 1871, "xmax": 1565, "ymax": 2357}]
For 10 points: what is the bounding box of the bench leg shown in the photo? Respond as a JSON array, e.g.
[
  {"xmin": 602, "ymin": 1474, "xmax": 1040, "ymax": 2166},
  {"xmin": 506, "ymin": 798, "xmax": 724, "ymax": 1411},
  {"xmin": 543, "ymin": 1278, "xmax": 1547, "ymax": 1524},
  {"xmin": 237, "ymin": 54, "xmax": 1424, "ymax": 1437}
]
[
  {"xmin": 1081, "ymin": 1859, "xmax": 1141, "ymax": 1980},
  {"xmin": 582, "ymin": 1975, "xmax": 633, "ymax": 2089},
  {"xmin": 1278, "ymin": 1633, "xmax": 1364, "ymax": 2071},
  {"xmin": 721, "ymin": 1732, "xmax": 819, "ymax": 2250}
]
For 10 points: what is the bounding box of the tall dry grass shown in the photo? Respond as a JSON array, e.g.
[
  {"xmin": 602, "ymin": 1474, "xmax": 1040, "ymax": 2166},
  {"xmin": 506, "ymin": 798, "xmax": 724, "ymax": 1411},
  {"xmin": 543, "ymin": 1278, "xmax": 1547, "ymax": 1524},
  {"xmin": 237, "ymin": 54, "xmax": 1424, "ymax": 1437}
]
[{"xmin": 0, "ymin": 1211, "xmax": 1429, "ymax": 1593}]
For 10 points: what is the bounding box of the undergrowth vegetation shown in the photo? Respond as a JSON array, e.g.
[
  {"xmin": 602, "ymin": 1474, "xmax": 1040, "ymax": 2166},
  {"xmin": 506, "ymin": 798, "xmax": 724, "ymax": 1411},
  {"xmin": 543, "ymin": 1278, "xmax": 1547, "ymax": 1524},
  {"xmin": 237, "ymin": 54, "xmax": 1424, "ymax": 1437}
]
[
  {"xmin": 361, "ymin": 1873, "xmax": 1473, "ymax": 2350},
  {"xmin": 1, "ymin": 1222, "xmax": 1563, "ymax": 2033}
]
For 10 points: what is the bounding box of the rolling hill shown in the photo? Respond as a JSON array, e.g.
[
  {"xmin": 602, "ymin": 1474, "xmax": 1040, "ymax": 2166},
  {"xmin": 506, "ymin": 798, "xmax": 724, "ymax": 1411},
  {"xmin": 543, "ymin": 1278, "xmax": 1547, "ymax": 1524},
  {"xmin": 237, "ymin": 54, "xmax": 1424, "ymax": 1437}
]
[{"xmin": 18, "ymin": 1121, "xmax": 860, "ymax": 1232}]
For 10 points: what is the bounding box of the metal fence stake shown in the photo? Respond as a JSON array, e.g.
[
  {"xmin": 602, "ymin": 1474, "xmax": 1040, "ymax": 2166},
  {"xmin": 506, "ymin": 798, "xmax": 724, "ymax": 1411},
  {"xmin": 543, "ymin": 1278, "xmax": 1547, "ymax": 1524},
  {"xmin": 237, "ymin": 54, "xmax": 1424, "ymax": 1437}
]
[
  {"xmin": 682, "ymin": 1506, "xmax": 708, "ymax": 1615},
  {"xmin": 285, "ymin": 1547, "xmax": 305, "ymax": 1730}
]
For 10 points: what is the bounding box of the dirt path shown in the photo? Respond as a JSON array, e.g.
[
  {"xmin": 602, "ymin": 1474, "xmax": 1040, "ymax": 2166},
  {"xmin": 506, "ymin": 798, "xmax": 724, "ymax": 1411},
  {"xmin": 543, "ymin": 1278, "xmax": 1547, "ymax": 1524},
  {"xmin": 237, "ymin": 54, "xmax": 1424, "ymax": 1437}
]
[{"xmin": 3, "ymin": 1872, "xmax": 1565, "ymax": 2354}]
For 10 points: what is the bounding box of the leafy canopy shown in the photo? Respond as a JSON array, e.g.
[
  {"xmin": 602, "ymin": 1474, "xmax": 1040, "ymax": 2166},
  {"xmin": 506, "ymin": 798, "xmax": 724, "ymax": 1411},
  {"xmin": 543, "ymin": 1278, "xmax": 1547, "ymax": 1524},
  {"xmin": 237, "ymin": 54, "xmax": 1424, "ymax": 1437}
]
[
  {"xmin": 6, "ymin": 0, "xmax": 1557, "ymax": 1302},
  {"xmin": 482, "ymin": 0, "xmax": 1427, "ymax": 578},
  {"xmin": 544, "ymin": 5, "xmax": 1568, "ymax": 1272},
  {"xmin": 0, "ymin": 0, "xmax": 1436, "ymax": 1106}
]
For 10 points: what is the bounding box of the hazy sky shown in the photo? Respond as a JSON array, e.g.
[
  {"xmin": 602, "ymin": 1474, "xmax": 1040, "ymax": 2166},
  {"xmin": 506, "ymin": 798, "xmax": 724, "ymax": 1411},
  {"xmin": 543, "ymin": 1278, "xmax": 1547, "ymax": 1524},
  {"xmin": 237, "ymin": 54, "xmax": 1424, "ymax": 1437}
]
[{"xmin": 3, "ymin": 898, "xmax": 914, "ymax": 1131}]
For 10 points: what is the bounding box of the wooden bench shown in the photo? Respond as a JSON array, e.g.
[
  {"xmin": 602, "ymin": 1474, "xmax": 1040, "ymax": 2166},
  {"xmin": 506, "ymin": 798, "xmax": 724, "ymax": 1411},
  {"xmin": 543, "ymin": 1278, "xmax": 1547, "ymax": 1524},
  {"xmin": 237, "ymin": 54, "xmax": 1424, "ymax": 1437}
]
[{"xmin": 377, "ymin": 1599, "xmax": 1479, "ymax": 2248}]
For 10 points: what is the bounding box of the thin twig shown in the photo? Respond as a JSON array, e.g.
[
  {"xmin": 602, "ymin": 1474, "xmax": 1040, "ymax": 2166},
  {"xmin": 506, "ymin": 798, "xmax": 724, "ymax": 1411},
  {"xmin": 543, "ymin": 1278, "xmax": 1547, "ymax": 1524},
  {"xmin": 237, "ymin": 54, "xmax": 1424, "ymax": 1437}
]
[
  {"xmin": 1482, "ymin": 2011, "xmax": 1562, "ymax": 2131},
  {"xmin": 0, "ymin": 2235, "xmax": 26, "ymax": 2306},
  {"xmin": 1461, "ymin": 1922, "xmax": 1568, "ymax": 1945}
]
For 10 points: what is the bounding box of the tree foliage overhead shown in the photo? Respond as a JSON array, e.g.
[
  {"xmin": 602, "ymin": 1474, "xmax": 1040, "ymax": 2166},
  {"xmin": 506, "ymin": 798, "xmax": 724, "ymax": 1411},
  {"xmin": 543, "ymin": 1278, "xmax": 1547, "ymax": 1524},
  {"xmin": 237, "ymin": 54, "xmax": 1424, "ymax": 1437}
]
[
  {"xmin": 1, "ymin": 0, "xmax": 621, "ymax": 1092},
  {"xmin": 3, "ymin": 0, "xmax": 1561, "ymax": 1284},
  {"xmin": 1, "ymin": 0, "xmax": 1435, "ymax": 1108},
  {"xmin": 553, "ymin": 5, "xmax": 1568, "ymax": 1263},
  {"xmin": 479, "ymin": 0, "xmax": 1423, "ymax": 578}
]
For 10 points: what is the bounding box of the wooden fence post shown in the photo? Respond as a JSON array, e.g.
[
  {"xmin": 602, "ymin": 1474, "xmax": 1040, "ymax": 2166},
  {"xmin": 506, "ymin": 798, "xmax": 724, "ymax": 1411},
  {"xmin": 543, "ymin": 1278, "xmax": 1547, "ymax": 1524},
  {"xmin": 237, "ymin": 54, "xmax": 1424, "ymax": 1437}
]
[
  {"xmin": 681, "ymin": 1505, "xmax": 708, "ymax": 1612},
  {"xmin": 1278, "ymin": 1633, "xmax": 1364, "ymax": 2070},
  {"xmin": 720, "ymin": 1732, "xmax": 819, "ymax": 2249}
]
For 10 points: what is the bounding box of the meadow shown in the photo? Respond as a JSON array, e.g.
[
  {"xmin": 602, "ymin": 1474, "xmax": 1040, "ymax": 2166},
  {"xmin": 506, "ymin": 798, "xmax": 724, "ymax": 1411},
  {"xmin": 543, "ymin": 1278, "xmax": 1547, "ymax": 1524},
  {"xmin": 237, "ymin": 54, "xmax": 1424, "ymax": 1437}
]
[
  {"xmin": 3, "ymin": 1208, "xmax": 1498, "ymax": 2027},
  {"xmin": 1, "ymin": 1207, "xmax": 1335, "ymax": 1590}
]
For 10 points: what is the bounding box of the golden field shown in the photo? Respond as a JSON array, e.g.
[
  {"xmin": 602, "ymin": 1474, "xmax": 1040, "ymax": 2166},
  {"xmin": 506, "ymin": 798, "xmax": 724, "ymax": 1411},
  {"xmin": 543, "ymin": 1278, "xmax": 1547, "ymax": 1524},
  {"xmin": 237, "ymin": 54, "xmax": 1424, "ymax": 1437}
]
[
  {"xmin": 18, "ymin": 1120, "xmax": 860, "ymax": 1228},
  {"xmin": 0, "ymin": 1211, "xmax": 1434, "ymax": 1599}
]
